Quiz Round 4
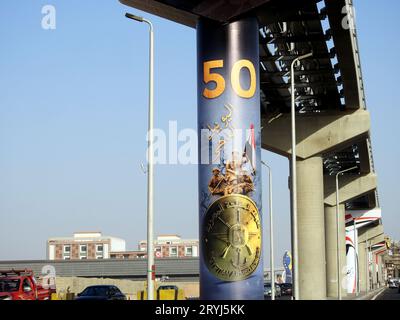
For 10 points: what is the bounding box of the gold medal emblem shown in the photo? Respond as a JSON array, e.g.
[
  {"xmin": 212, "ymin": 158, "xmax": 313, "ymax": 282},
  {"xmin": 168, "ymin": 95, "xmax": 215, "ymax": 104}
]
[{"xmin": 203, "ymin": 194, "xmax": 261, "ymax": 281}]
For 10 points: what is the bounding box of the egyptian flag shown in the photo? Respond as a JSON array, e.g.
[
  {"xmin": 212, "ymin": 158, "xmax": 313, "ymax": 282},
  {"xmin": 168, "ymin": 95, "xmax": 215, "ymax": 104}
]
[{"xmin": 244, "ymin": 124, "xmax": 256, "ymax": 174}]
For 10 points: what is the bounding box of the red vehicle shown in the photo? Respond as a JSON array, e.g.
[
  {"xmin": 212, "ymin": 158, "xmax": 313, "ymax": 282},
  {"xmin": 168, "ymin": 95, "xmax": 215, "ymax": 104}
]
[{"xmin": 0, "ymin": 269, "xmax": 55, "ymax": 300}]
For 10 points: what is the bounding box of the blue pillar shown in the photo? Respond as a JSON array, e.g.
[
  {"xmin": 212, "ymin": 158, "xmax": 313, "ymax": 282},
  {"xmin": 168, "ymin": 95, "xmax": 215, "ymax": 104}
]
[{"xmin": 197, "ymin": 16, "xmax": 263, "ymax": 300}]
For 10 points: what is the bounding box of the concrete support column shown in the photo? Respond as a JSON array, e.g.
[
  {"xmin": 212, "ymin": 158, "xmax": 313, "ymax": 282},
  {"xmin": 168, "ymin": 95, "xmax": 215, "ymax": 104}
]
[
  {"xmin": 372, "ymin": 254, "xmax": 378, "ymax": 289},
  {"xmin": 296, "ymin": 156, "xmax": 327, "ymax": 299},
  {"xmin": 372, "ymin": 255, "xmax": 376, "ymax": 289},
  {"xmin": 378, "ymin": 255, "xmax": 383, "ymax": 286},
  {"xmin": 377, "ymin": 255, "xmax": 382, "ymax": 287},
  {"xmin": 325, "ymin": 204, "xmax": 347, "ymax": 298},
  {"xmin": 358, "ymin": 242, "xmax": 367, "ymax": 292}
]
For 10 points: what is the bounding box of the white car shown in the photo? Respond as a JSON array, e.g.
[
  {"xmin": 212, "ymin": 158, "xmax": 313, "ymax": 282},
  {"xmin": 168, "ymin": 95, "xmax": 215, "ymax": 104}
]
[{"xmin": 388, "ymin": 279, "xmax": 399, "ymax": 288}]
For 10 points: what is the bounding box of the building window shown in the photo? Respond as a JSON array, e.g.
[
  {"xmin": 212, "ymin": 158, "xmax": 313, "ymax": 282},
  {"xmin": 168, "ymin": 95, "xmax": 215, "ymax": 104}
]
[
  {"xmin": 96, "ymin": 244, "xmax": 103, "ymax": 253},
  {"xmin": 80, "ymin": 256, "xmax": 87, "ymax": 260},
  {"xmin": 169, "ymin": 247, "xmax": 177, "ymax": 257},
  {"xmin": 62, "ymin": 245, "xmax": 71, "ymax": 259},
  {"xmin": 79, "ymin": 244, "xmax": 87, "ymax": 258},
  {"xmin": 96, "ymin": 255, "xmax": 103, "ymax": 260},
  {"xmin": 185, "ymin": 246, "xmax": 193, "ymax": 257}
]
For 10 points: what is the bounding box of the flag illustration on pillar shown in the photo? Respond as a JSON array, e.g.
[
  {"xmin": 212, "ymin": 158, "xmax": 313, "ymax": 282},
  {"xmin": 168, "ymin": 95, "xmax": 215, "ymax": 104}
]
[
  {"xmin": 345, "ymin": 231, "xmax": 358, "ymax": 294},
  {"xmin": 244, "ymin": 123, "xmax": 256, "ymax": 174}
]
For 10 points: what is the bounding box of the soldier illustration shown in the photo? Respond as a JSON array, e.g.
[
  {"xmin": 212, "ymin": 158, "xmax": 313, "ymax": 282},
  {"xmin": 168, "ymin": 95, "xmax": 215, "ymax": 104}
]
[
  {"xmin": 224, "ymin": 172, "xmax": 240, "ymax": 195},
  {"xmin": 238, "ymin": 170, "xmax": 254, "ymax": 194},
  {"xmin": 208, "ymin": 168, "xmax": 225, "ymax": 195},
  {"xmin": 208, "ymin": 150, "xmax": 255, "ymax": 197}
]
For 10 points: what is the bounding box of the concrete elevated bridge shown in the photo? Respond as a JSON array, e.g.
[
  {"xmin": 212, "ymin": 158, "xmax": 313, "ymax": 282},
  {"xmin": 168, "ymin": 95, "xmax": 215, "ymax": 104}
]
[{"xmin": 119, "ymin": 0, "xmax": 384, "ymax": 299}]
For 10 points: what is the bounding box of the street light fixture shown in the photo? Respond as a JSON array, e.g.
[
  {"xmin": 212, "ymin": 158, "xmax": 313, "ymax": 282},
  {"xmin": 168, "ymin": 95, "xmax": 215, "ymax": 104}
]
[
  {"xmin": 335, "ymin": 165, "xmax": 358, "ymax": 300},
  {"xmin": 261, "ymin": 160, "xmax": 275, "ymax": 300},
  {"xmin": 125, "ymin": 12, "xmax": 155, "ymax": 301},
  {"xmin": 290, "ymin": 52, "xmax": 313, "ymax": 300}
]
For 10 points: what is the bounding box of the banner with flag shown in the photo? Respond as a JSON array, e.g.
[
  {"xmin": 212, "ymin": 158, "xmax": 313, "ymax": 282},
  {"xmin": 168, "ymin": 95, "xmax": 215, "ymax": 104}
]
[{"xmin": 283, "ymin": 251, "xmax": 292, "ymax": 284}]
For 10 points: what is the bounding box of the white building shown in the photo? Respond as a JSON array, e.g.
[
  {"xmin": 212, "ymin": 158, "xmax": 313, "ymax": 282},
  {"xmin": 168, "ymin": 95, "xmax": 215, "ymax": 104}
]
[
  {"xmin": 139, "ymin": 235, "xmax": 199, "ymax": 258},
  {"xmin": 47, "ymin": 231, "xmax": 126, "ymax": 260}
]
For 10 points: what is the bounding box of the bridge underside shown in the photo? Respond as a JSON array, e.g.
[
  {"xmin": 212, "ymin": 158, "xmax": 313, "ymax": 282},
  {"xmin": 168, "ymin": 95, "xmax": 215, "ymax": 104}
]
[{"xmin": 120, "ymin": 0, "xmax": 382, "ymax": 300}]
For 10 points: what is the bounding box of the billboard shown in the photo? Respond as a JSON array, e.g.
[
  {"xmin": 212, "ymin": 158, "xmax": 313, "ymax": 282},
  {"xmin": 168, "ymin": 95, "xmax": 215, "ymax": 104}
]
[
  {"xmin": 345, "ymin": 227, "xmax": 358, "ymax": 294},
  {"xmin": 345, "ymin": 208, "xmax": 381, "ymax": 227},
  {"xmin": 282, "ymin": 251, "xmax": 292, "ymax": 284}
]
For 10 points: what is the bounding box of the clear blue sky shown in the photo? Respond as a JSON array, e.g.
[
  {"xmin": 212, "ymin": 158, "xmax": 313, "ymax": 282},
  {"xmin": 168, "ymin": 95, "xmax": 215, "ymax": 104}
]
[{"xmin": 0, "ymin": 0, "xmax": 399, "ymax": 263}]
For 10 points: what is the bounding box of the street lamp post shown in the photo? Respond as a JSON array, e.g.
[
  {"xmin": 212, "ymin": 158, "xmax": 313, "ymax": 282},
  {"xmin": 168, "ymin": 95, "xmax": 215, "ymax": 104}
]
[
  {"xmin": 125, "ymin": 12, "xmax": 155, "ymax": 301},
  {"xmin": 261, "ymin": 161, "xmax": 275, "ymax": 300},
  {"xmin": 290, "ymin": 52, "xmax": 312, "ymax": 300},
  {"xmin": 335, "ymin": 166, "xmax": 358, "ymax": 300}
]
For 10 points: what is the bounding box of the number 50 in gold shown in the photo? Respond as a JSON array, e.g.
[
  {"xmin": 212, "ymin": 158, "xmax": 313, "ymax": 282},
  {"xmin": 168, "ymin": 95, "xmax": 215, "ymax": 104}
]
[
  {"xmin": 203, "ymin": 60, "xmax": 226, "ymax": 99},
  {"xmin": 231, "ymin": 59, "xmax": 256, "ymax": 99},
  {"xmin": 202, "ymin": 59, "xmax": 256, "ymax": 99}
]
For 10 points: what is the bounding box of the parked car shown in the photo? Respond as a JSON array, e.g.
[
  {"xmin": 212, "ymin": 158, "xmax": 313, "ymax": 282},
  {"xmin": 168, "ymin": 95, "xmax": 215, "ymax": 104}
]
[
  {"xmin": 388, "ymin": 279, "xmax": 399, "ymax": 289},
  {"xmin": 157, "ymin": 285, "xmax": 179, "ymax": 291},
  {"xmin": 263, "ymin": 282, "xmax": 281, "ymax": 298},
  {"xmin": 279, "ymin": 283, "xmax": 293, "ymax": 296},
  {"xmin": 75, "ymin": 285, "xmax": 126, "ymax": 300},
  {"xmin": 0, "ymin": 269, "xmax": 54, "ymax": 300}
]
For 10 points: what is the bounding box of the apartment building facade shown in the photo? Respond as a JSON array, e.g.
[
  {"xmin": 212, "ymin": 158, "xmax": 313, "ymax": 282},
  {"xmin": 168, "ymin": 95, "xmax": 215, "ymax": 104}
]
[
  {"xmin": 385, "ymin": 240, "xmax": 400, "ymax": 279},
  {"xmin": 47, "ymin": 232, "xmax": 126, "ymax": 260},
  {"xmin": 47, "ymin": 233, "xmax": 198, "ymax": 260},
  {"xmin": 138, "ymin": 235, "xmax": 199, "ymax": 258}
]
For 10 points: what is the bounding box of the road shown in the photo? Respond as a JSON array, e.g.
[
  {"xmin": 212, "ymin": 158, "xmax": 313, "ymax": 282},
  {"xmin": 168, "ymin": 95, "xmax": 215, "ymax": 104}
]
[{"xmin": 376, "ymin": 288, "xmax": 400, "ymax": 300}]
